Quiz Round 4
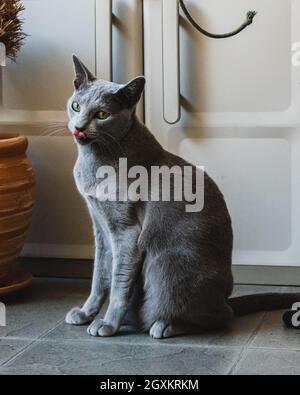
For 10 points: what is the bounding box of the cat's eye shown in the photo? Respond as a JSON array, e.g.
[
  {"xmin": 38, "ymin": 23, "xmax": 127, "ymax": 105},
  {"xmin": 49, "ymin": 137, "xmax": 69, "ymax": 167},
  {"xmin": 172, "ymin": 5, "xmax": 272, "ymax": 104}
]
[
  {"xmin": 96, "ymin": 111, "xmax": 110, "ymax": 120},
  {"xmin": 72, "ymin": 101, "xmax": 81, "ymax": 112}
]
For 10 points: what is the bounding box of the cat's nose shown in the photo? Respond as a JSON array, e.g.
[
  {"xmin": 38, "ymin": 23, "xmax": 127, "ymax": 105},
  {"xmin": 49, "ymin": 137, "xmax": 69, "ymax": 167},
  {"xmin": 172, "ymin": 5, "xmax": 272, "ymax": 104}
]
[{"xmin": 75, "ymin": 126, "xmax": 86, "ymax": 132}]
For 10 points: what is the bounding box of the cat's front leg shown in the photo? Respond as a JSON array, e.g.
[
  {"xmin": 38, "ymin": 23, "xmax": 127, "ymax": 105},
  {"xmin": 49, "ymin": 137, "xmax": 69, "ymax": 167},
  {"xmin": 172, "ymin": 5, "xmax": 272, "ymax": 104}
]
[
  {"xmin": 66, "ymin": 231, "xmax": 111, "ymax": 325},
  {"xmin": 87, "ymin": 226, "xmax": 142, "ymax": 337}
]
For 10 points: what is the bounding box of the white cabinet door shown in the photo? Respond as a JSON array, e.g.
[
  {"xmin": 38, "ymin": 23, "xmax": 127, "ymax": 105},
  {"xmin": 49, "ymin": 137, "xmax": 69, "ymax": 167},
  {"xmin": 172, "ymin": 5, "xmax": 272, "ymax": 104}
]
[
  {"xmin": 0, "ymin": 0, "xmax": 143, "ymax": 259},
  {"xmin": 144, "ymin": 0, "xmax": 300, "ymax": 267}
]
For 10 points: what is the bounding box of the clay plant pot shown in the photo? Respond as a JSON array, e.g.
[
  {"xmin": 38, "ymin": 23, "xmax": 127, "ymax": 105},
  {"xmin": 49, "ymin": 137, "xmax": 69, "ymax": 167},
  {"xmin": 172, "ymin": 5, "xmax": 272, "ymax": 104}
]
[{"xmin": 0, "ymin": 133, "xmax": 35, "ymax": 295}]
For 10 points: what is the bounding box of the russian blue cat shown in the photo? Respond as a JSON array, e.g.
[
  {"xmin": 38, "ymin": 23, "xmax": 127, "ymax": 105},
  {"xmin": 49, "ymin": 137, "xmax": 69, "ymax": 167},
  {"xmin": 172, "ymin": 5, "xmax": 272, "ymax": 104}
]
[{"xmin": 66, "ymin": 56, "xmax": 300, "ymax": 338}]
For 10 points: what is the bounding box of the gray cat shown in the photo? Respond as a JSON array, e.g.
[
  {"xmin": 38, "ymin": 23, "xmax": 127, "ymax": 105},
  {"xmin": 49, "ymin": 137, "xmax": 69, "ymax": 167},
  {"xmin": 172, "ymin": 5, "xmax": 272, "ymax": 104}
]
[{"xmin": 66, "ymin": 56, "xmax": 300, "ymax": 338}]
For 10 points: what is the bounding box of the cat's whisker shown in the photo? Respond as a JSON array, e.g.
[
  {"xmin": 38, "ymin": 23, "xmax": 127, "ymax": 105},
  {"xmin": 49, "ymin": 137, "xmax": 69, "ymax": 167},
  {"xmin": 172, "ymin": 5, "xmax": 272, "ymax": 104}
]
[
  {"xmin": 95, "ymin": 132, "xmax": 126, "ymax": 163},
  {"xmin": 98, "ymin": 136, "xmax": 118, "ymax": 166},
  {"xmin": 42, "ymin": 129, "xmax": 67, "ymax": 137},
  {"xmin": 101, "ymin": 132, "xmax": 126, "ymax": 158},
  {"xmin": 41, "ymin": 125, "xmax": 68, "ymax": 136},
  {"xmin": 102, "ymin": 138, "xmax": 123, "ymax": 166},
  {"xmin": 36, "ymin": 122, "xmax": 67, "ymax": 129}
]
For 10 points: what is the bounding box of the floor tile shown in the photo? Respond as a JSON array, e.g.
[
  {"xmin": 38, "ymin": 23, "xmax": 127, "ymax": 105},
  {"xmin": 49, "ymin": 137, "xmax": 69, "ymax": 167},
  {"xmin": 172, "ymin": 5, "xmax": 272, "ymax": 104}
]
[
  {"xmin": 249, "ymin": 310, "xmax": 300, "ymax": 350},
  {"xmin": 45, "ymin": 311, "xmax": 264, "ymax": 348},
  {"xmin": 0, "ymin": 339, "xmax": 30, "ymax": 365},
  {"xmin": 233, "ymin": 348, "xmax": 300, "ymax": 375},
  {"xmin": 0, "ymin": 340, "xmax": 241, "ymax": 375},
  {"xmin": 0, "ymin": 278, "xmax": 89, "ymax": 339},
  {"xmin": 231, "ymin": 285, "xmax": 282, "ymax": 297},
  {"xmin": 45, "ymin": 283, "xmax": 268, "ymax": 348},
  {"xmin": 1, "ymin": 278, "xmax": 299, "ymax": 375}
]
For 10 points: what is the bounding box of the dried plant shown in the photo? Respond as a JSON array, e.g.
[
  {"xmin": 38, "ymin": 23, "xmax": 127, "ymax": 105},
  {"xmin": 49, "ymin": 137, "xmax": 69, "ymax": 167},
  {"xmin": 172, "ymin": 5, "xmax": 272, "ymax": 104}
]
[{"xmin": 0, "ymin": 0, "xmax": 27, "ymax": 61}]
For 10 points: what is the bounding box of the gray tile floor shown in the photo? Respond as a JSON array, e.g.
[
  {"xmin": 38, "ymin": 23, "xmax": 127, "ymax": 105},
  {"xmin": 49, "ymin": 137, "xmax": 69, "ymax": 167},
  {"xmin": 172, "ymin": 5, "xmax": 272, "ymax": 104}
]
[{"xmin": 0, "ymin": 278, "xmax": 299, "ymax": 375}]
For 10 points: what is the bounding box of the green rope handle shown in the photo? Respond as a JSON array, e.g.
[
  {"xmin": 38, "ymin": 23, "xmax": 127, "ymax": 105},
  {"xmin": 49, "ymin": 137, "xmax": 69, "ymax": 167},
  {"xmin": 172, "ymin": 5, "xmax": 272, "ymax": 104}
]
[{"xmin": 179, "ymin": 0, "xmax": 257, "ymax": 39}]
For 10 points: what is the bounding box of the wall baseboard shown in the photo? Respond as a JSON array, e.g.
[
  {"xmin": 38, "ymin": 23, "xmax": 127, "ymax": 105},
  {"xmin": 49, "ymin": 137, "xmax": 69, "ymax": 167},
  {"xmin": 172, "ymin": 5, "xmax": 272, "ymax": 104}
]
[
  {"xmin": 18, "ymin": 257, "xmax": 300, "ymax": 286},
  {"xmin": 232, "ymin": 265, "xmax": 300, "ymax": 286}
]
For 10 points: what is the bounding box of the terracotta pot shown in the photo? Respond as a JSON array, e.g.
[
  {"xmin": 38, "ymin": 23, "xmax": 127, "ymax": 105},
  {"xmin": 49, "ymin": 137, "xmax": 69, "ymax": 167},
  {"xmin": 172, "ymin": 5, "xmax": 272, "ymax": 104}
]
[{"xmin": 0, "ymin": 133, "xmax": 35, "ymax": 290}]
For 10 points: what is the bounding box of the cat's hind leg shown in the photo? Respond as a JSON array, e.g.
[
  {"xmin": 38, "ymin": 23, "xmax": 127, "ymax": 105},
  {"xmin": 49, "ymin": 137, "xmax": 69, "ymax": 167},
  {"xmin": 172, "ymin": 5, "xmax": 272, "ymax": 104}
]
[
  {"xmin": 149, "ymin": 320, "xmax": 186, "ymax": 339},
  {"xmin": 141, "ymin": 252, "xmax": 233, "ymax": 339}
]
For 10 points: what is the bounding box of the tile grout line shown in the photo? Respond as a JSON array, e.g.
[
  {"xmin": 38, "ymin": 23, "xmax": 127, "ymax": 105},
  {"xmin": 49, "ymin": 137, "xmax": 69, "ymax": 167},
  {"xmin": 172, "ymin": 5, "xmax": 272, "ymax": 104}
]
[
  {"xmin": 226, "ymin": 346, "xmax": 247, "ymax": 376},
  {"xmin": 0, "ymin": 339, "xmax": 37, "ymax": 368},
  {"xmin": 245, "ymin": 312, "xmax": 268, "ymax": 348},
  {"xmin": 227, "ymin": 312, "xmax": 267, "ymax": 375},
  {"xmin": 0, "ymin": 337, "xmax": 243, "ymax": 351},
  {"xmin": 37, "ymin": 318, "xmax": 66, "ymax": 340},
  {"xmin": 0, "ymin": 318, "xmax": 65, "ymax": 368},
  {"xmin": 2, "ymin": 333, "xmax": 299, "ymax": 353}
]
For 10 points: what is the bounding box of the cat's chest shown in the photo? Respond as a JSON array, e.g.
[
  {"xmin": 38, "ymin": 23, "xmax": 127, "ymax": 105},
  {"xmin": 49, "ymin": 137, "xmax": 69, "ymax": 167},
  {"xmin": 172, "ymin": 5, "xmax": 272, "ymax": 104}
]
[
  {"xmin": 73, "ymin": 151, "xmax": 117, "ymax": 200},
  {"xmin": 73, "ymin": 154, "xmax": 99, "ymax": 197}
]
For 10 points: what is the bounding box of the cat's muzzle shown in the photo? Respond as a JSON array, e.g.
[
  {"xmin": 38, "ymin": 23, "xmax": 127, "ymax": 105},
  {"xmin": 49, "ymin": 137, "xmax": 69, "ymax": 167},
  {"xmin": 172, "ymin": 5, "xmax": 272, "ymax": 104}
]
[{"xmin": 73, "ymin": 129, "xmax": 91, "ymax": 145}]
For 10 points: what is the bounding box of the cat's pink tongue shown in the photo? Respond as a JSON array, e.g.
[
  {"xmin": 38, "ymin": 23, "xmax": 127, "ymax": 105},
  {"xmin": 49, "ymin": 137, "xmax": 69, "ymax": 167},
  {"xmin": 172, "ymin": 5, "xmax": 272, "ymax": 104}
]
[{"xmin": 73, "ymin": 130, "xmax": 87, "ymax": 138}]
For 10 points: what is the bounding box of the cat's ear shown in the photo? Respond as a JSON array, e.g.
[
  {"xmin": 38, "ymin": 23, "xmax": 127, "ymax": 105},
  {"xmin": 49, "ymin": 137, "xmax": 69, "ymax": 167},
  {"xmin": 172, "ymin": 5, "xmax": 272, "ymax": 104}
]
[
  {"xmin": 72, "ymin": 55, "xmax": 96, "ymax": 89},
  {"xmin": 115, "ymin": 76, "xmax": 145, "ymax": 108}
]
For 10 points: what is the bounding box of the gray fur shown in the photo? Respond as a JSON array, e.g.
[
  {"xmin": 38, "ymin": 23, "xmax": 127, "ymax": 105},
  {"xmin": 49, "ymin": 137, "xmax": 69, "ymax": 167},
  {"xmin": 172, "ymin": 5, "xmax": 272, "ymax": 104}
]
[{"xmin": 65, "ymin": 55, "xmax": 234, "ymax": 338}]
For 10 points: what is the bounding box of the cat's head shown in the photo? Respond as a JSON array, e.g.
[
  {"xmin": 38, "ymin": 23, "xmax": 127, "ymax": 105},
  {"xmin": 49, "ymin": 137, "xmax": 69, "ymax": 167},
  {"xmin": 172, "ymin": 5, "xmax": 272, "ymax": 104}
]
[{"xmin": 67, "ymin": 55, "xmax": 145, "ymax": 145}]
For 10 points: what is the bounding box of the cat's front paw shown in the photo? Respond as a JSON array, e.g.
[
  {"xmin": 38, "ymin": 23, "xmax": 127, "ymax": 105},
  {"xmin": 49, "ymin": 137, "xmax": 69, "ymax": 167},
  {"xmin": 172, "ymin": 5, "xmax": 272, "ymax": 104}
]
[
  {"xmin": 87, "ymin": 319, "xmax": 118, "ymax": 337},
  {"xmin": 65, "ymin": 307, "xmax": 93, "ymax": 325}
]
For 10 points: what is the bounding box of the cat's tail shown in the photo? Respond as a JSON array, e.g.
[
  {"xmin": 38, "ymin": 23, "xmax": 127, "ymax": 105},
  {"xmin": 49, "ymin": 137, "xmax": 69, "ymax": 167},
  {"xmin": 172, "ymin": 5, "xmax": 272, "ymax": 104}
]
[{"xmin": 228, "ymin": 293, "xmax": 300, "ymax": 316}]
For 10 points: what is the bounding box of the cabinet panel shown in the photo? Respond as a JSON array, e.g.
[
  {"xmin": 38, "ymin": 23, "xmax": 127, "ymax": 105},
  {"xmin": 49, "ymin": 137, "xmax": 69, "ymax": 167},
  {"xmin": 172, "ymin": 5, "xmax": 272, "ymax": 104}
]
[
  {"xmin": 179, "ymin": 0, "xmax": 291, "ymax": 113},
  {"xmin": 180, "ymin": 136, "xmax": 291, "ymax": 251},
  {"xmin": 144, "ymin": 0, "xmax": 300, "ymax": 267}
]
